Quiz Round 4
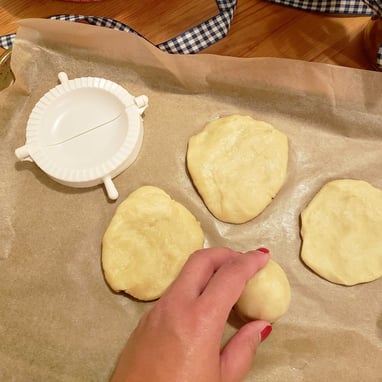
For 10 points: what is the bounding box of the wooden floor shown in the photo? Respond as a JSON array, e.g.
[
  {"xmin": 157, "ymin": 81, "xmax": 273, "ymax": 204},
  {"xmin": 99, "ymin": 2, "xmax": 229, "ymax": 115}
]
[{"xmin": 0, "ymin": 0, "xmax": 375, "ymax": 70}]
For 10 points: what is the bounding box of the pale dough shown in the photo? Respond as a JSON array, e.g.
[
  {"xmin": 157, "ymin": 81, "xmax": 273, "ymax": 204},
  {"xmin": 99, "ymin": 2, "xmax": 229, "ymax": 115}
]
[
  {"xmin": 235, "ymin": 259, "xmax": 291, "ymax": 323},
  {"xmin": 186, "ymin": 114, "xmax": 288, "ymax": 224},
  {"xmin": 102, "ymin": 186, "xmax": 205, "ymax": 300},
  {"xmin": 301, "ymin": 179, "xmax": 382, "ymax": 286}
]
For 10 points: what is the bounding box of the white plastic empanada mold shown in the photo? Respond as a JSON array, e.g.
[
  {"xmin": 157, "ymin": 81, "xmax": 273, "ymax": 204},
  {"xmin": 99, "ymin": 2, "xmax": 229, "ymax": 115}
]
[{"xmin": 15, "ymin": 72, "xmax": 148, "ymax": 200}]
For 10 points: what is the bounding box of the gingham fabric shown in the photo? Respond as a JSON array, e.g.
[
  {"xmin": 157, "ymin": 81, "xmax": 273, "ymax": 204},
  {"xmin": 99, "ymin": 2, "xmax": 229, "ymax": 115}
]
[
  {"xmin": 0, "ymin": 0, "xmax": 380, "ymax": 64},
  {"xmin": 0, "ymin": 15, "xmax": 142, "ymax": 51},
  {"xmin": 0, "ymin": 1, "xmax": 237, "ymax": 54},
  {"xmin": 363, "ymin": 0, "xmax": 382, "ymax": 13},
  {"xmin": 268, "ymin": 0, "xmax": 373, "ymax": 14},
  {"xmin": 157, "ymin": 0, "xmax": 237, "ymax": 54}
]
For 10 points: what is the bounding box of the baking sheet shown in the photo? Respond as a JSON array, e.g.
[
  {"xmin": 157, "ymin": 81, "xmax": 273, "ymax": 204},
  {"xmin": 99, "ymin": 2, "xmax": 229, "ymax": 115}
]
[{"xmin": 0, "ymin": 18, "xmax": 381, "ymax": 382}]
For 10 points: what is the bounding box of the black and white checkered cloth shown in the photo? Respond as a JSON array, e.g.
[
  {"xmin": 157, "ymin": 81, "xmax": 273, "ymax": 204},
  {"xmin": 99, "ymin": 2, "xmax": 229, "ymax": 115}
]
[
  {"xmin": 157, "ymin": 0, "xmax": 237, "ymax": 54},
  {"xmin": 0, "ymin": 0, "xmax": 380, "ymax": 65},
  {"xmin": 0, "ymin": 14, "xmax": 142, "ymax": 51},
  {"xmin": 268, "ymin": 0, "xmax": 373, "ymax": 14},
  {"xmin": 363, "ymin": 0, "xmax": 382, "ymax": 13},
  {"xmin": 0, "ymin": 1, "xmax": 237, "ymax": 54},
  {"xmin": 0, "ymin": 33, "xmax": 14, "ymax": 50}
]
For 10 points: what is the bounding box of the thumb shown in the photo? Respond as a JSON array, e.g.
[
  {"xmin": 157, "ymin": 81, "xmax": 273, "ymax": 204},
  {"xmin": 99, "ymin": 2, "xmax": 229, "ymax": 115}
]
[{"xmin": 220, "ymin": 320, "xmax": 272, "ymax": 382}]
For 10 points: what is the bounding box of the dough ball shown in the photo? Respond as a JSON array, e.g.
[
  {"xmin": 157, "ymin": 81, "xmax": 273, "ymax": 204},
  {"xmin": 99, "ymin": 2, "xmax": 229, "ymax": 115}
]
[
  {"xmin": 300, "ymin": 179, "xmax": 382, "ymax": 286},
  {"xmin": 235, "ymin": 259, "xmax": 291, "ymax": 323},
  {"xmin": 186, "ymin": 114, "xmax": 288, "ymax": 224},
  {"xmin": 102, "ymin": 186, "xmax": 204, "ymax": 300}
]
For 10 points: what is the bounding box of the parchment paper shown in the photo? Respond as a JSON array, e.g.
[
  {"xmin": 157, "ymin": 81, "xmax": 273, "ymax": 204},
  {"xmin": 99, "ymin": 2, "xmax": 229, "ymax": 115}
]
[{"xmin": 0, "ymin": 19, "xmax": 381, "ymax": 382}]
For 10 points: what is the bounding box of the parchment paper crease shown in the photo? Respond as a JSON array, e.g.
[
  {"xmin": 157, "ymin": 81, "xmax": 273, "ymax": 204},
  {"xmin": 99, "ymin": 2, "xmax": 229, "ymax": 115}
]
[{"xmin": 0, "ymin": 19, "xmax": 381, "ymax": 382}]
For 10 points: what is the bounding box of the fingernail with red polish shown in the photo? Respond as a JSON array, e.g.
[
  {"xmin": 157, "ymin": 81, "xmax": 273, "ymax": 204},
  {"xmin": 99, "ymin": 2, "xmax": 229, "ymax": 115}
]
[
  {"xmin": 260, "ymin": 325, "xmax": 272, "ymax": 342},
  {"xmin": 256, "ymin": 247, "xmax": 270, "ymax": 254}
]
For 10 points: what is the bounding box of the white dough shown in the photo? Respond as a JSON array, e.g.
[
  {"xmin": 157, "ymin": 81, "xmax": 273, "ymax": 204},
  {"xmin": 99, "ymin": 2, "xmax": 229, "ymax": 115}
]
[
  {"xmin": 102, "ymin": 186, "xmax": 205, "ymax": 300},
  {"xmin": 235, "ymin": 259, "xmax": 291, "ymax": 323},
  {"xmin": 186, "ymin": 115, "xmax": 288, "ymax": 224},
  {"xmin": 300, "ymin": 179, "xmax": 382, "ymax": 286}
]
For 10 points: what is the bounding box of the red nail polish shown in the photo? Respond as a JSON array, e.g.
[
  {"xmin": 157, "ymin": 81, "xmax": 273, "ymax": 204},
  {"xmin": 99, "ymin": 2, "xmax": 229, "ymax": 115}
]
[
  {"xmin": 260, "ymin": 325, "xmax": 272, "ymax": 342},
  {"xmin": 256, "ymin": 247, "xmax": 269, "ymax": 254}
]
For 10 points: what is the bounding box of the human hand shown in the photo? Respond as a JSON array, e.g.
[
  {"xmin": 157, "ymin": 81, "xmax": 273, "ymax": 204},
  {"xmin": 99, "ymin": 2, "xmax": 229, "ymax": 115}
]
[{"xmin": 111, "ymin": 247, "xmax": 271, "ymax": 382}]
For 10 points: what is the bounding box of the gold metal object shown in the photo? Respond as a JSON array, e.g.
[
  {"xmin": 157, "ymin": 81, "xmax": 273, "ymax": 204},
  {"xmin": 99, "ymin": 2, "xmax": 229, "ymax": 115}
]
[{"xmin": 0, "ymin": 49, "xmax": 14, "ymax": 91}]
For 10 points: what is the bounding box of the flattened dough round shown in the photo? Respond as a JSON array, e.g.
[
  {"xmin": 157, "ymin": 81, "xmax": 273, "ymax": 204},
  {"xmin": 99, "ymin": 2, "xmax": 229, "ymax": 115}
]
[
  {"xmin": 301, "ymin": 179, "xmax": 382, "ymax": 286},
  {"xmin": 235, "ymin": 259, "xmax": 291, "ymax": 323},
  {"xmin": 187, "ymin": 115, "xmax": 288, "ymax": 224},
  {"xmin": 102, "ymin": 186, "xmax": 204, "ymax": 300}
]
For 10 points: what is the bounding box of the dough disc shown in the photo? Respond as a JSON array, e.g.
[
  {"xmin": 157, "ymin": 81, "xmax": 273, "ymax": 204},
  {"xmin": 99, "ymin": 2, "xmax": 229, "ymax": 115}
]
[
  {"xmin": 102, "ymin": 186, "xmax": 205, "ymax": 300},
  {"xmin": 301, "ymin": 179, "xmax": 382, "ymax": 286},
  {"xmin": 186, "ymin": 115, "xmax": 288, "ymax": 224},
  {"xmin": 235, "ymin": 259, "xmax": 291, "ymax": 323}
]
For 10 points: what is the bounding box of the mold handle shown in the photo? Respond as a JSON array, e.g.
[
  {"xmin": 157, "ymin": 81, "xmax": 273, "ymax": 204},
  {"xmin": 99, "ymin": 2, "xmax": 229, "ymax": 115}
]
[
  {"xmin": 103, "ymin": 176, "xmax": 119, "ymax": 200},
  {"xmin": 134, "ymin": 95, "xmax": 149, "ymax": 114},
  {"xmin": 15, "ymin": 145, "xmax": 32, "ymax": 161},
  {"xmin": 58, "ymin": 72, "xmax": 69, "ymax": 84}
]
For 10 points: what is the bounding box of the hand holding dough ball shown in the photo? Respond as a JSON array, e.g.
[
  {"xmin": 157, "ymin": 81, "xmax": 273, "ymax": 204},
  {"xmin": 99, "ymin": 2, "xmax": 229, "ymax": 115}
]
[
  {"xmin": 300, "ymin": 179, "xmax": 382, "ymax": 286},
  {"xmin": 102, "ymin": 186, "xmax": 205, "ymax": 301},
  {"xmin": 235, "ymin": 259, "xmax": 291, "ymax": 323},
  {"xmin": 186, "ymin": 115, "xmax": 288, "ymax": 224}
]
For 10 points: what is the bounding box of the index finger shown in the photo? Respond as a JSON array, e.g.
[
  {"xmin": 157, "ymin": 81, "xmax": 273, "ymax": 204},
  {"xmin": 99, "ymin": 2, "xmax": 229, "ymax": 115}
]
[
  {"xmin": 199, "ymin": 249, "xmax": 269, "ymax": 321},
  {"xmin": 163, "ymin": 247, "xmax": 240, "ymax": 301}
]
